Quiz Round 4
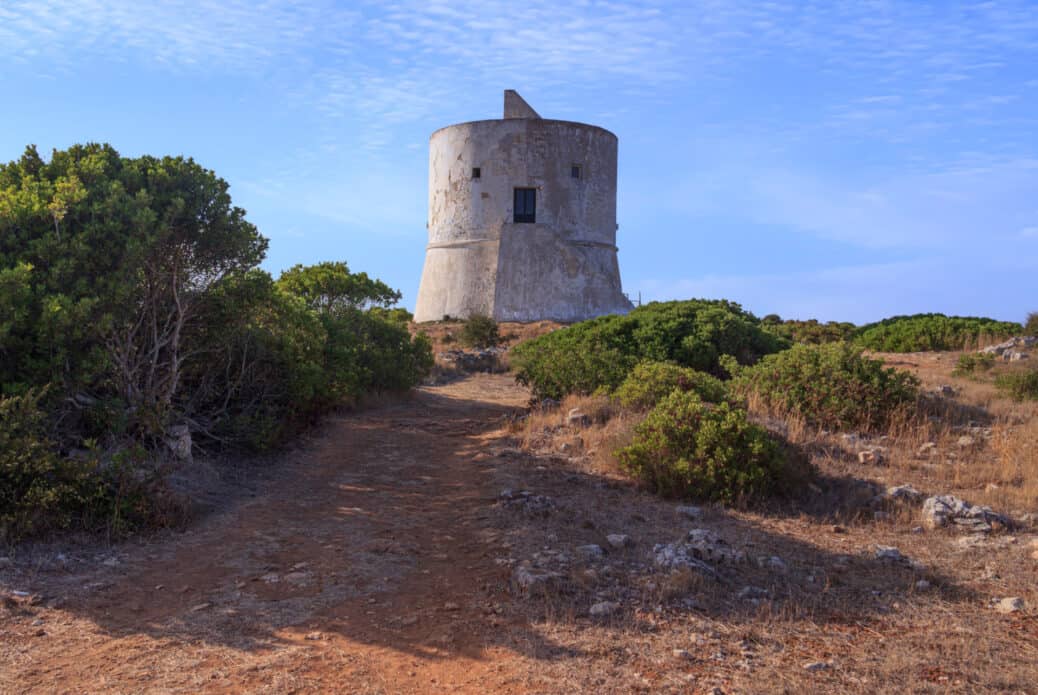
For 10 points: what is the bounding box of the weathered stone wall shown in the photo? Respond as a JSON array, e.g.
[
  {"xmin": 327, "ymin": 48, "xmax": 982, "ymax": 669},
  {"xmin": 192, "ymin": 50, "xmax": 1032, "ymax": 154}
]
[{"xmin": 414, "ymin": 103, "xmax": 633, "ymax": 322}]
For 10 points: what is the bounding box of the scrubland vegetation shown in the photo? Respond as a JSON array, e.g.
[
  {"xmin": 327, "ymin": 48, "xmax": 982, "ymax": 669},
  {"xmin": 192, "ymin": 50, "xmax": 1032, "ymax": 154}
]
[
  {"xmin": 4, "ymin": 155, "xmax": 1038, "ymax": 691},
  {"xmin": 511, "ymin": 299, "xmax": 789, "ymax": 400},
  {"xmin": 853, "ymin": 313, "xmax": 1021, "ymax": 352},
  {"xmin": 0, "ymin": 144, "xmax": 431, "ymax": 541},
  {"xmin": 510, "ymin": 301, "xmax": 1037, "ymax": 513}
]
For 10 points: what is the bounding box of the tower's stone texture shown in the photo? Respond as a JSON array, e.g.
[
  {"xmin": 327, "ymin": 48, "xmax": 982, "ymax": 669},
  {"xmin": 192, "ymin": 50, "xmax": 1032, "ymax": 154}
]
[{"xmin": 414, "ymin": 91, "xmax": 632, "ymax": 323}]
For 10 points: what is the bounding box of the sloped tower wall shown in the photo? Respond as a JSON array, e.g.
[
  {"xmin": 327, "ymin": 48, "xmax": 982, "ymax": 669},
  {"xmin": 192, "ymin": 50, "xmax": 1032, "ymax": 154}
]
[{"xmin": 414, "ymin": 91, "xmax": 632, "ymax": 323}]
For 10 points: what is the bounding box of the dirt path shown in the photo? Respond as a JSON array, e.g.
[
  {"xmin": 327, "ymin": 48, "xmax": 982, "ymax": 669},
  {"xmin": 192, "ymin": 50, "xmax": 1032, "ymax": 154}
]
[{"xmin": 2, "ymin": 375, "xmax": 538, "ymax": 694}]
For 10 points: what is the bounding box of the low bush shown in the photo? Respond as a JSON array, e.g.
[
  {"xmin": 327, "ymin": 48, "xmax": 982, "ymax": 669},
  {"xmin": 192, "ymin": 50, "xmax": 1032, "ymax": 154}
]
[
  {"xmin": 854, "ymin": 313, "xmax": 1021, "ymax": 352},
  {"xmin": 1025, "ymin": 311, "xmax": 1038, "ymax": 337},
  {"xmin": 613, "ymin": 361, "xmax": 728, "ymax": 411},
  {"xmin": 953, "ymin": 352, "xmax": 997, "ymax": 376},
  {"xmin": 0, "ymin": 144, "xmax": 433, "ymax": 539},
  {"xmin": 0, "ymin": 390, "xmax": 179, "ymax": 541},
  {"xmin": 995, "ymin": 369, "xmax": 1038, "ymax": 401},
  {"xmin": 733, "ymin": 342, "xmax": 919, "ymax": 431},
  {"xmin": 511, "ymin": 299, "xmax": 790, "ymax": 400},
  {"xmin": 762, "ymin": 316, "xmax": 857, "ymax": 345},
  {"xmin": 615, "ymin": 391, "xmax": 807, "ymax": 504},
  {"xmin": 459, "ymin": 314, "xmax": 500, "ymax": 348}
]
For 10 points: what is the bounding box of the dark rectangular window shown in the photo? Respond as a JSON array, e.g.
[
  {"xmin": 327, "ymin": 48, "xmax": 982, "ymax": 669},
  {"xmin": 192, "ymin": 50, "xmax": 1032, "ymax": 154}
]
[
  {"xmin": 513, "ymin": 187, "xmax": 536, "ymax": 223},
  {"xmin": 571, "ymin": 164, "xmax": 582, "ymax": 179},
  {"xmin": 472, "ymin": 167, "xmax": 481, "ymax": 179}
]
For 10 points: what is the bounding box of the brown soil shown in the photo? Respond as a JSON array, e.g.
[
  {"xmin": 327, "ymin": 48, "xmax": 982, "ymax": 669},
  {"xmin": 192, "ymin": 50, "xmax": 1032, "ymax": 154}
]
[
  {"xmin": 3, "ymin": 358, "xmax": 1038, "ymax": 694},
  {"xmin": 1, "ymin": 375, "xmax": 535, "ymax": 694}
]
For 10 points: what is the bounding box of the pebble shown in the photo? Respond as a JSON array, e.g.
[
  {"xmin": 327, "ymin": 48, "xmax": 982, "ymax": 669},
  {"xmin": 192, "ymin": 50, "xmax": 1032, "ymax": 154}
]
[
  {"xmin": 757, "ymin": 555, "xmax": 787, "ymax": 572},
  {"xmin": 589, "ymin": 601, "xmax": 620, "ymax": 617},
  {"xmin": 995, "ymin": 597, "xmax": 1024, "ymax": 614},
  {"xmin": 737, "ymin": 586, "xmax": 768, "ymax": 600},
  {"xmin": 675, "ymin": 505, "xmax": 703, "ymax": 520},
  {"xmin": 566, "ymin": 408, "xmax": 591, "ymax": 426},
  {"xmin": 575, "ymin": 544, "xmax": 605, "ymax": 561},
  {"xmin": 916, "ymin": 442, "xmax": 937, "ymax": 458},
  {"xmin": 875, "ymin": 546, "xmax": 903, "ymax": 561},
  {"xmin": 858, "ymin": 450, "xmax": 882, "ymax": 465}
]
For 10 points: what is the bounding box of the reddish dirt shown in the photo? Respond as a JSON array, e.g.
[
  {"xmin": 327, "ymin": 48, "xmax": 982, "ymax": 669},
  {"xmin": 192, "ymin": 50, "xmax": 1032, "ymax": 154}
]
[{"xmin": 1, "ymin": 375, "xmax": 535, "ymax": 694}]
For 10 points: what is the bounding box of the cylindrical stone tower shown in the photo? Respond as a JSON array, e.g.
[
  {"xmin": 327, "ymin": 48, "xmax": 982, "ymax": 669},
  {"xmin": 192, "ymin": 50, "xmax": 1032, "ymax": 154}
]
[{"xmin": 414, "ymin": 90, "xmax": 633, "ymax": 323}]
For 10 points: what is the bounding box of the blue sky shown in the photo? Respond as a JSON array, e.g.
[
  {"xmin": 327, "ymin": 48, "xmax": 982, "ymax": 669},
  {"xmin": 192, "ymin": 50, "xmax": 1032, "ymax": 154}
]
[{"xmin": 2, "ymin": 1, "xmax": 1036, "ymax": 324}]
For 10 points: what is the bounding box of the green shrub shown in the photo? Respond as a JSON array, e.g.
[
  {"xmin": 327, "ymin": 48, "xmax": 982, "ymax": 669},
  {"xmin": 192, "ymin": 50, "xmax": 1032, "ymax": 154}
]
[
  {"xmin": 511, "ymin": 299, "xmax": 790, "ymax": 400},
  {"xmin": 0, "ymin": 389, "xmax": 79, "ymax": 540},
  {"xmin": 1025, "ymin": 312, "xmax": 1038, "ymax": 337},
  {"xmin": 953, "ymin": 352, "xmax": 996, "ymax": 376},
  {"xmin": 614, "ymin": 361, "xmax": 728, "ymax": 411},
  {"xmin": 0, "ymin": 390, "xmax": 176, "ymax": 541},
  {"xmin": 734, "ymin": 342, "xmax": 920, "ymax": 431},
  {"xmin": 854, "ymin": 313, "xmax": 1021, "ymax": 352},
  {"xmin": 615, "ymin": 391, "xmax": 806, "ymax": 504},
  {"xmin": 459, "ymin": 314, "xmax": 500, "ymax": 348},
  {"xmin": 0, "ymin": 145, "xmax": 435, "ymax": 540},
  {"xmin": 995, "ymin": 369, "xmax": 1038, "ymax": 401},
  {"xmin": 763, "ymin": 317, "xmax": 857, "ymax": 345}
]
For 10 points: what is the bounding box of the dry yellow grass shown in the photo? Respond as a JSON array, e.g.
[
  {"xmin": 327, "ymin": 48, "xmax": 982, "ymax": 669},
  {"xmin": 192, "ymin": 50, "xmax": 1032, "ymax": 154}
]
[{"xmin": 502, "ymin": 350, "xmax": 1038, "ymax": 692}]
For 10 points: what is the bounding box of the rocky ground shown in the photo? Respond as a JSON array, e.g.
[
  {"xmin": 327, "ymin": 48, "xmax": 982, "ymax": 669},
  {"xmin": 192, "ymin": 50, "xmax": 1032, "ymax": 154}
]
[{"xmin": 2, "ymin": 352, "xmax": 1037, "ymax": 693}]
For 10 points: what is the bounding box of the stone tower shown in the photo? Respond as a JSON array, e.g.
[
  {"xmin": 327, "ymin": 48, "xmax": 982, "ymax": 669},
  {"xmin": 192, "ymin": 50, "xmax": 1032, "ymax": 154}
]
[{"xmin": 413, "ymin": 90, "xmax": 633, "ymax": 323}]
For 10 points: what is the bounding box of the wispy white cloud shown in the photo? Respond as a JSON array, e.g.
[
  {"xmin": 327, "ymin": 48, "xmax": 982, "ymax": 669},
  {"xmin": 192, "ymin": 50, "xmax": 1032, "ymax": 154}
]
[
  {"xmin": 4, "ymin": 0, "xmax": 1037, "ymax": 155},
  {"xmin": 661, "ymin": 145, "xmax": 1038, "ymax": 251},
  {"xmin": 0, "ymin": 0, "xmax": 357, "ymax": 71}
]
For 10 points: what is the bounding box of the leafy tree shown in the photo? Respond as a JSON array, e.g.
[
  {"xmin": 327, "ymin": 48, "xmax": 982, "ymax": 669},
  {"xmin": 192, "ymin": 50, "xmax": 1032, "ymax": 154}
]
[
  {"xmin": 0, "ymin": 143, "xmax": 266, "ymax": 437},
  {"xmin": 276, "ymin": 261, "xmax": 400, "ymax": 313},
  {"xmin": 0, "ymin": 144, "xmax": 434, "ymax": 539},
  {"xmin": 1025, "ymin": 312, "xmax": 1038, "ymax": 337}
]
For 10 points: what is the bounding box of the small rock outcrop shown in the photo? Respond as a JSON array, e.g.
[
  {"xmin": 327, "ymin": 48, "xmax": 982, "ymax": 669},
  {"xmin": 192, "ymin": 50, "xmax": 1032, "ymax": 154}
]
[
  {"xmin": 921, "ymin": 495, "xmax": 1011, "ymax": 532},
  {"xmin": 498, "ymin": 489, "xmax": 556, "ymax": 516},
  {"xmin": 981, "ymin": 336, "xmax": 1036, "ymax": 361},
  {"xmin": 653, "ymin": 529, "xmax": 744, "ymax": 575}
]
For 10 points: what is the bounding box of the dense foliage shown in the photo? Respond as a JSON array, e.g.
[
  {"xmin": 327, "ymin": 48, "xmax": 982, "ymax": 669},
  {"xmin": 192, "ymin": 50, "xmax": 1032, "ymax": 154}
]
[
  {"xmin": 853, "ymin": 313, "xmax": 1021, "ymax": 352},
  {"xmin": 459, "ymin": 314, "xmax": 501, "ymax": 348},
  {"xmin": 613, "ymin": 361, "xmax": 728, "ymax": 411},
  {"xmin": 953, "ymin": 352, "xmax": 996, "ymax": 376},
  {"xmin": 995, "ymin": 369, "xmax": 1038, "ymax": 401},
  {"xmin": 0, "ymin": 389, "xmax": 179, "ymax": 541},
  {"xmin": 1025, "ymin": 312, "xmax": 1038, "ymax": 337},
  {"xmin": 615, "ymin": 391, "xmax": 806, "ymax": 504},
  {"xmin": 511, "ymin": 299, "xmax": 790, "ymax": 400},
  {"xmin": 733, "ymin": 342, "xmax": 920, "ymax": 431},
  {"xmin": 0, "ymin": 144, "xmax": 432, "ymax": 540},
  {"xmin": 761, "ymin": 316, "xmax": 857, "ymax": 345}
]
